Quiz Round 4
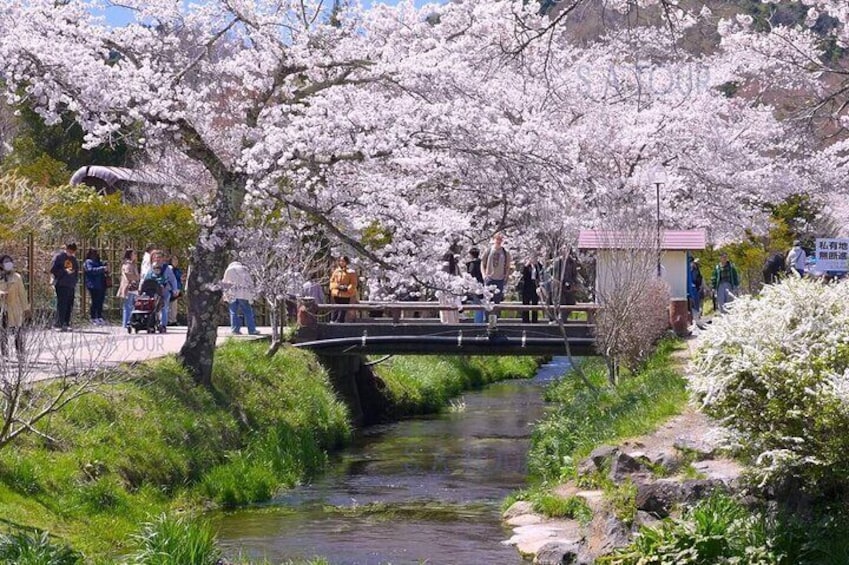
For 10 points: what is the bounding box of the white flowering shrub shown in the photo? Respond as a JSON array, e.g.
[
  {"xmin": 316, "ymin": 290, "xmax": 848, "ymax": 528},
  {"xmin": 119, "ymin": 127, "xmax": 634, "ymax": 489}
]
[{"xmin": 690, "ymin": 278, "xmax": 849, "ymax": 491}]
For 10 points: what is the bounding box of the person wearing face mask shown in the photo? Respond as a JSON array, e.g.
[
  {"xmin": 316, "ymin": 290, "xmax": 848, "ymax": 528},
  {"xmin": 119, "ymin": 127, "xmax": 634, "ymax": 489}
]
[{"xmin": 0, "ymin": 255, "xmax": 29, "ymax": 357}]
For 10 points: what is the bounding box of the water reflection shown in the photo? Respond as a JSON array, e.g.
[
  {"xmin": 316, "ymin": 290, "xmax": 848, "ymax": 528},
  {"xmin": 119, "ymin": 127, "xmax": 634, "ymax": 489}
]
[{"xmin": 215, "ymin": 357, "xmax": 572, "ymax": 565}]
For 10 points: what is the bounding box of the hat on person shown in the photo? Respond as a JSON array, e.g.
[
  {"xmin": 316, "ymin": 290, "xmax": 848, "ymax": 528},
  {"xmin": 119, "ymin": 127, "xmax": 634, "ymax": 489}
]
[
  {"xmin": 793, "ymin": 239, "xmax": 801, "ymax": 246},
  {"xmin": 692, "ymin": 258, "xmax": 700, "ymax": 264}
]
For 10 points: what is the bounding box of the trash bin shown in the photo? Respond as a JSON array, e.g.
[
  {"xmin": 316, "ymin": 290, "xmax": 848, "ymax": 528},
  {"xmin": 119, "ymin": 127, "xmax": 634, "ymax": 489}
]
[{"xmin": 669, "ymin": 298, "xmax": 690, "ymax": 337}]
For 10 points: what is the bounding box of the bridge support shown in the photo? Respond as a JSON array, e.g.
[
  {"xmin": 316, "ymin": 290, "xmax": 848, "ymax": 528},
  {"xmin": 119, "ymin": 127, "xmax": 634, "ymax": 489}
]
[{"xmin": 317, "ymin": 354, "xmax": 389, "ymax": 427}]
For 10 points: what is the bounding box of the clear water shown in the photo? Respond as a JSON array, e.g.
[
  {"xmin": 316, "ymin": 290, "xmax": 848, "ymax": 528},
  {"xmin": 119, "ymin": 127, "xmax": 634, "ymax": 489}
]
[{"xmin": 214, "ymin": 357, "xmax": 572, "ymax": 565}]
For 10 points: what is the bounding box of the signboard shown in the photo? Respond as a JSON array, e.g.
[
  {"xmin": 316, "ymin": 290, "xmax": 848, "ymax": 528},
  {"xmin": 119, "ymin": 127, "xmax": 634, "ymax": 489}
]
[{"xmin": 815, "ymin": 238, "xmax": 849, "ymax": 272}]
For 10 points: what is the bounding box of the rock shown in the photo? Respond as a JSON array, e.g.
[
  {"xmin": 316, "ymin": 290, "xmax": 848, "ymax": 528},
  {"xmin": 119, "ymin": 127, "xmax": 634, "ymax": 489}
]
[
  {"xmin": 609, "ymin": 451, "xmax": 645, "ymax": 482},
  {"xmin": 634, "ymin": 510, "xmax": 661, "ymax": 530},
  {"xmin": 649, "ymin": 449, "xmax": 681, "ymax": 473},
  {"xmin": 577, "ymin": 445, "xmax": 619, "ymax": 476},
  {"xmin": 534, "ymin": 541, "xmax": 582, "ymax": 565},
  {"xmin": 680, "ymin": 478, "xmax": 727, "ymax": 502},
  {"xmin": 691, "ymin": 459, "xmax": 743, "ymax": 485},
  {"xmin": 504, "ymin": 500, "xmax": 535, "ymax": 520},
  {"xmin": 575, "ymin": 490, "xmax": 606, "ymax": 513},
  {"xmin": 508, "ymin": 514, "xmax": 545, "ymax": 527},
  {"xmin": 635, "ymin": 479, "xmax": 683, "ymax": 518},
  {"xmin": 584, "ymin": 514, "xmax": 631, "ymax": 557},
  {"xmin": 673, "ymin": 437, "xmax": 717, "ymax": 460},
  {"xmin": 504, "ymin": 520, "xmax": 584, "ymax": 557}
]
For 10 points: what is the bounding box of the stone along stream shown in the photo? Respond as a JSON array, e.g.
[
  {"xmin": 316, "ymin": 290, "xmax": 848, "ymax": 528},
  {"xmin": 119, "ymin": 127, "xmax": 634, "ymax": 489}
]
[{"xmin": 215, "ymin": 358, "xmax": 572, "ymax": 565}]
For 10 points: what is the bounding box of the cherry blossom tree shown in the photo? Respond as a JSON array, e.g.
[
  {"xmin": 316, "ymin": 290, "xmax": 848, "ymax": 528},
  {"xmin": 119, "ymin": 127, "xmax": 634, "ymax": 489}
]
[{"xmin": 0, "ymin": 0, "xmax": 834, "ymax": 387}]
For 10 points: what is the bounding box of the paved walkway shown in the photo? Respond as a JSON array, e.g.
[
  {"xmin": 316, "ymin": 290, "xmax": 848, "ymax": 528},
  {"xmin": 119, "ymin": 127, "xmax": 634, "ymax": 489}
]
[{"xmin": 0, "ymin": 325, "xmax": 271, "ymax": 382}]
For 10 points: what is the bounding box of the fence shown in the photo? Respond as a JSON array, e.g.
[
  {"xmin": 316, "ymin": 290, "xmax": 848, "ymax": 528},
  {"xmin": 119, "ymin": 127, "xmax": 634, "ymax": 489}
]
[{"xmin": 4, "ymin": 237, "xmax": 287, "ymax": 327}]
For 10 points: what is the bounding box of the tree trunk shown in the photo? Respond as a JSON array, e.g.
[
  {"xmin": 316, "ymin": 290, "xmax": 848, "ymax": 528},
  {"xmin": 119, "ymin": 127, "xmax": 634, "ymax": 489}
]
[{"xmin": 179, "ymin": 172, "xmax": 246, "ymax": 387}]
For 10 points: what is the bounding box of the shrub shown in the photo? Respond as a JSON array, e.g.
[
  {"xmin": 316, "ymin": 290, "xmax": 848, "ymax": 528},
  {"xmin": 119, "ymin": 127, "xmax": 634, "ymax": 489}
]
[
  {"xmin": 0, "ymin": 530, "xmax": 82, "ymax": 565},
  {"xmin": 128, "ymin": 514, "xmax": 220, "ymax": 565},
  {"xmin": 690, "ymin": 278, "xmax": 849, "ymax": 492}
]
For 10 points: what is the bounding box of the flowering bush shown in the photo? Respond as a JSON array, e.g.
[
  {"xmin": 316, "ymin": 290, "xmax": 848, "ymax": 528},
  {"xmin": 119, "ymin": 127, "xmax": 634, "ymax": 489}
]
[{"xmin": 690, "ymin": 278, "xmax": 849, "ymax": 492}]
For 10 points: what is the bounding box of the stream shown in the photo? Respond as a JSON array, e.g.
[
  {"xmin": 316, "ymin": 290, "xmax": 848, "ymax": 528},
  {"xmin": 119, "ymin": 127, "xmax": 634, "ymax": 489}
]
[{"xmin": 215, "ymin": 357, "xmax": 572, "ymax": 565}]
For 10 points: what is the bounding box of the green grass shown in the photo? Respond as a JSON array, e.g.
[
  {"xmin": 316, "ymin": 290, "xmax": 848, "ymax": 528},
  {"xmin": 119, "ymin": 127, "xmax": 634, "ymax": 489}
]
[
  {"xmin": 375, "ymin": 355, "xmax": 539, "ymax": 417},
  {"xmin": 0, "ymin": 343, "xmax": 351, "ymax": 557},
  {"xmin": 528, "ymin": 339, "xmax": 688, "ymax": 483},
  {"xmin": 127, "ymin": 514, "xmax": 220, "ymax": 565},
  {"xmin": 601, "ymin": 493, "xmax": 849, "ymax": 565},
  {"xmin": 504, "ymin": 486, "xmax": 593, "ymax": 523},
  {"xmin": 0, "ymin": 344, "xmax": 536, "ymax": 561}
]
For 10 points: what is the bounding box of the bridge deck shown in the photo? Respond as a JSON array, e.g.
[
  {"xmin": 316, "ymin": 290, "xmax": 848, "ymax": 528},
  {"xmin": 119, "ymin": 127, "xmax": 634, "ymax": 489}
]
[{"xmin": 292, "ymin": 301, "xmax": 599, "ymax": 356}]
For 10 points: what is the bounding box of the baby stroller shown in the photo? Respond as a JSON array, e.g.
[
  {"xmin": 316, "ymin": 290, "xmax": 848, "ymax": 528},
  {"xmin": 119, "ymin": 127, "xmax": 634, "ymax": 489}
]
[{"xmin": 128, "ymin": 279, "xmax": 163, "ymax": 334}]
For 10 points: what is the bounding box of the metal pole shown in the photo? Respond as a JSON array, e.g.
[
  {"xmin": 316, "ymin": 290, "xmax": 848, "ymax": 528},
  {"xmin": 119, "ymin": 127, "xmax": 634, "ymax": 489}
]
[{"xmin": 655, "ymin": 181, "xmax": 662, "ymax": 278}]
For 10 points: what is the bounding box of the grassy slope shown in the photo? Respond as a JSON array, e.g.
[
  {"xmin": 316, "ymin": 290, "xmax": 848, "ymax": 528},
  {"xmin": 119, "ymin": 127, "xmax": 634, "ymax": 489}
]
[
  {"xmin": 0, "ymin": 343, "xmax": 538, "ymax": 559},
  {"xmin": 527, "ymin": 339, "xmax": 688, "ymax": 483}
]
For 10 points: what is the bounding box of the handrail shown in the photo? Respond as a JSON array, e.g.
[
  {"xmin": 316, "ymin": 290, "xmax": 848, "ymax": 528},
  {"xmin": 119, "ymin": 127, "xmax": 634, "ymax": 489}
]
[{"xmin": 311, "ymin": 301, "xmax": 598, "ymax": 312}]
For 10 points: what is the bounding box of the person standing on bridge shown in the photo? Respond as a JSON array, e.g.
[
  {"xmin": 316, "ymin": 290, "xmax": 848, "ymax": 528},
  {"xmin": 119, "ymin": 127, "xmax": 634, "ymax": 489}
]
[
  {"xmin": 481, "ymin": 233, "xmax": 512, "ymax": 312},
  {"xmin": 329, "ymin": 256, "xmax": 358, "ymax": 323},
  {"xmin": 50, "ymin": 242, "xmax": 79, "ymax": 332},
  {"xmin": 519, "ymin": 254, "xmax": 543, "ymax": 324},
  {"xmin": 0, "ymin": 254, "xmax": 29, "ymax": 357},
  {"xmin": 222, "ymin": 260, "xmax": 260, "ymax": 335},
  {"xmin": 465, "ymin": 247, "xmax": 485, "ymax": 323}
]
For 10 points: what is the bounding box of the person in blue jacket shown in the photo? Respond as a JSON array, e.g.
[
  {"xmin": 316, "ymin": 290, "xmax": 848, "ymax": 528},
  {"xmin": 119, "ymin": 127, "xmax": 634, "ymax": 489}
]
[{"xmin": 84, "ymin": 248, "xmax": 109, "ymax": 326}]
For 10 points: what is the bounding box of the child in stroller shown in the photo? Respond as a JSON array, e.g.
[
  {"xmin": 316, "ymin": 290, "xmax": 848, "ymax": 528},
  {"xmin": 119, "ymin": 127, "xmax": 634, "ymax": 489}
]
[{"xmin": 128, "ymin": 278, "xmax": 163, "ymax": 333}]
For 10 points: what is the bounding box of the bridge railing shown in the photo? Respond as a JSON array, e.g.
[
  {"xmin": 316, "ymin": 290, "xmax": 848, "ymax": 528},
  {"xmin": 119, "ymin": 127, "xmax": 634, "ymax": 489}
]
[{"xmin": 296, "ymin": 299, "xmax": 598, "ymax": 326}]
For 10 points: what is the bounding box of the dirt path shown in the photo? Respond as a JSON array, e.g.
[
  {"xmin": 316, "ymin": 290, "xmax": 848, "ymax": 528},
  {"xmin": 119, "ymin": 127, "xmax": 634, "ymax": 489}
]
[{"xmin": 503, "ymin": 331, "xmax": 743, "ymax": 563}]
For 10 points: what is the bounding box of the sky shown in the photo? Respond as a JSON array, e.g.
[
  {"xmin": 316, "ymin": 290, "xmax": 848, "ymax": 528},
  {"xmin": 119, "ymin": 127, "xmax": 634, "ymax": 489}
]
[{"xmin": 102, "ymin": 0, "xmax": 440, "ymax": 27}]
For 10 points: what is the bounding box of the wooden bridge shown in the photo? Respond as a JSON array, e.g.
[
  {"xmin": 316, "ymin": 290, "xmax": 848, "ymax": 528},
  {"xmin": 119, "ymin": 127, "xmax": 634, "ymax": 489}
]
[{"xmin": 292, "ymin": 301, "xmax": 600, "ymax": 356}]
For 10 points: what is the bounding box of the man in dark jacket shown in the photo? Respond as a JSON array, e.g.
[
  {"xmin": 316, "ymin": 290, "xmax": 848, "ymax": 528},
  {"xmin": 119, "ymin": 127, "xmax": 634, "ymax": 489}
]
[
  {"xmin": 51, "ymin": 242, "xmax": 79, "ymax": 331},
  {"xmin": 762, "ymin": 251, "xmax": 785, "ymax": 285}
]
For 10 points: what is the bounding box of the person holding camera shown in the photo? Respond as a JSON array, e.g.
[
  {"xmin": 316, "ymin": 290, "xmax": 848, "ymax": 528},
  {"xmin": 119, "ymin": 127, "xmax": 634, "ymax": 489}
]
[{"xmin": 329, "ymin": 256, "xmax": 358, "ymax": 323}]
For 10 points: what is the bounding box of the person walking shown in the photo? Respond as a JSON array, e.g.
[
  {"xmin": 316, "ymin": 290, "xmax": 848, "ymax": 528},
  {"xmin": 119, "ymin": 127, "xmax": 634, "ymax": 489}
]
[
  {"xmin": 117, "ymin": 249, "xmax": 140, "ymax": 329},
  {"xmin": 762, "ymin": 251, "xmax": 786, "ymax": 285},
  {"xmin": 439, "ymin": 251, "xmax": 460, "ymax": 324},
  {"xmin": 50, "ymin": 242, "xmax": 79, "ymax": 331},
  {"xmin": 148, "ymin": 250, "xmax": 179, "ymax": 332},
  {"xmin": 786, "ymin": 240, "xmax": 807, "ymax": 277},
  {"xmin": 329, "ymin": 256, "xmax": 358, "ymax": 323},
  {"xmin": 84, "ymin": 248, "xmax": 109, "ymax": 326},
  {"xmin": 168, "ymin": 256, "xmax": 183, "ymax": 325},
  {"xmin": 519, "ymin": 254, "xmax": 543, "ymax": 323},
  {"xmin": 688, "ymin": 257, "xmax": 704, "ymax": 325},
  {"xmin": 465, "ymin": 247, "xmax": 485, "ymax": 323},
  {"xmin": 222, "ymin": 260, "xmax": 260, "ymax": 335},
  {"xmin": 0, "ymin": 254, "xmax": 28, "ymax": 357},
  {"xmin": 481, "ymin": 233, "xmax": 511, "ymax": 310},
  {"xmin": 711, "ymin": 252, "xmax": 740, "ymax": 314}
]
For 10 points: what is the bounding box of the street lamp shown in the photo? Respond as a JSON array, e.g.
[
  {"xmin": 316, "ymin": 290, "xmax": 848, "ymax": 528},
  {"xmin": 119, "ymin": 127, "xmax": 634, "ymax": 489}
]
[{"xmin": 651, "ymin": 166, "xmax": 668, "ymax": 278}]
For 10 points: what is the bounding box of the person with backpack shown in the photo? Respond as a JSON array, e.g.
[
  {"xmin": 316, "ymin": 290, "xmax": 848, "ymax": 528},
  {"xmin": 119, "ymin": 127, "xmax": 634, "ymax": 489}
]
[
  {"xmin": 711, "ymin": 253, "xmax": 740, "ymax": 314},
  {"xmin": 762, "ymin": 251, "xmax": 786, "ymax": 285},
  {"xmin": 786, "ymin": 240, "xmax": 807, "ymax": 277}
]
